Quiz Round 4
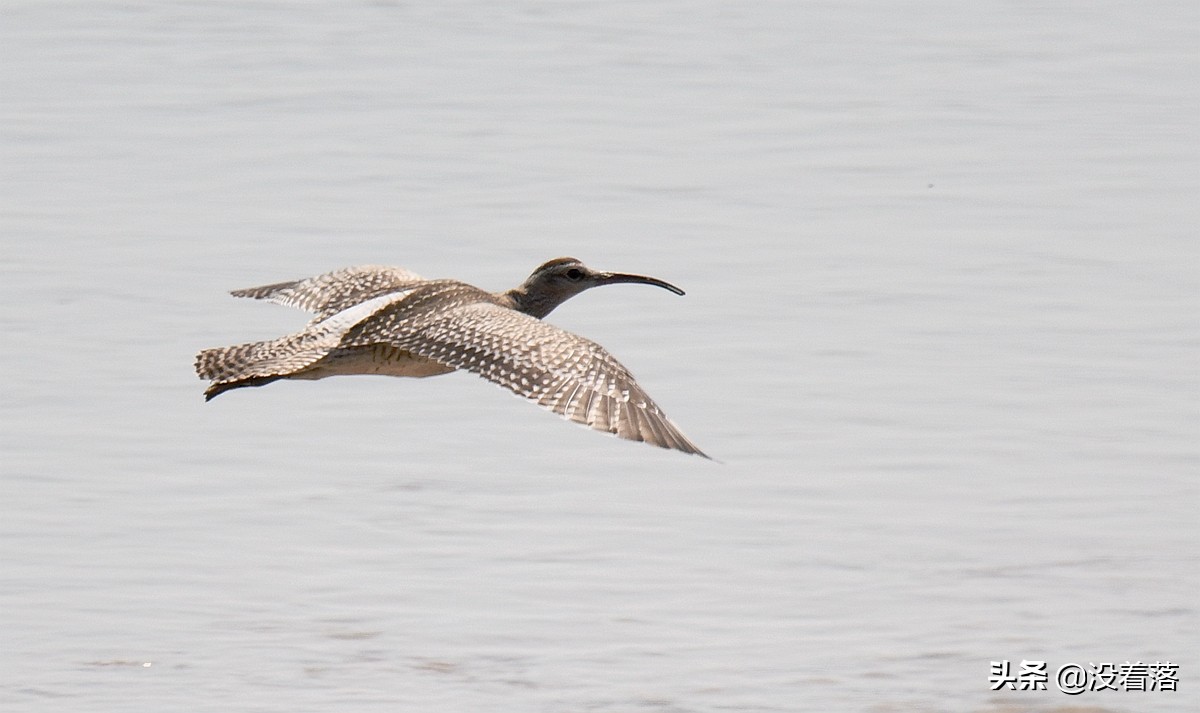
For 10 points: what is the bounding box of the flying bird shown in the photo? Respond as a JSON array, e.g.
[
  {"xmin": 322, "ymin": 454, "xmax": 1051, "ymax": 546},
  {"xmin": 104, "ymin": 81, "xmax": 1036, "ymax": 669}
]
[{"xmin": 195, "ymin": 257, "xmax": 708, "ymax": 457}]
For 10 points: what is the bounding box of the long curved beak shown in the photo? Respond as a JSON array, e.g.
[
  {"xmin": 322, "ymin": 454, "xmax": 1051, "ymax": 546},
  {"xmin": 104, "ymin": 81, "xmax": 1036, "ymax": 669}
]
[{"xmin": 597, "ymin": 271, "xmax": 686, "ymax": 296}]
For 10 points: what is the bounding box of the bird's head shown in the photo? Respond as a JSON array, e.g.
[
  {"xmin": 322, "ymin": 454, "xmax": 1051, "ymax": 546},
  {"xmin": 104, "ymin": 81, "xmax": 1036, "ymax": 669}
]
[{"xmin": 505, "ymin": 257, "xmax": 685, "ymax": 318}]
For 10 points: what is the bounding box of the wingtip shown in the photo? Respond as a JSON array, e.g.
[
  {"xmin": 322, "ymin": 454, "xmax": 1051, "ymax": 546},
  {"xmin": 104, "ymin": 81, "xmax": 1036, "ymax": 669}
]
[{"xmin": 675, "ymin": 440, "xmax": 715, "ymax": 461}]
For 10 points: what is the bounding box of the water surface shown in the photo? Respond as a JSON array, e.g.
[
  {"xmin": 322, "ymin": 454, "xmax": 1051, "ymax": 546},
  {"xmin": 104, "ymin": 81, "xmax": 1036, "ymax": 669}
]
[{"xmin": 1, "ymin": 2, "xmax": 1196, "ymax": 711}]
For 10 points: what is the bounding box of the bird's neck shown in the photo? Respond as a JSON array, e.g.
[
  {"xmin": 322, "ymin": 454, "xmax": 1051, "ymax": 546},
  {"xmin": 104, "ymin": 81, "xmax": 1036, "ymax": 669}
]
[{"xmin": 500, "ymin": 286, "xmax": 561, "ymax": 320}]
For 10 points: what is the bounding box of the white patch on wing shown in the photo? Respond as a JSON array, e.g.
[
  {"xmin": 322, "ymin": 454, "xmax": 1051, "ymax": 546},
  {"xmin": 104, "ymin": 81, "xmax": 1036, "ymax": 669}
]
[{"xmin": 312, "ymin": 288, "xmax": 417, "ymax": 335}]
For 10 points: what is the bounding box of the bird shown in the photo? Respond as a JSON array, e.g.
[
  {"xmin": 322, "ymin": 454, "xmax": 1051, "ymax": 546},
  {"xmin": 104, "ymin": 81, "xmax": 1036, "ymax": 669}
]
[{"xmin": 195, "ymin": 257, "xmax": 708, "ymax": 457}]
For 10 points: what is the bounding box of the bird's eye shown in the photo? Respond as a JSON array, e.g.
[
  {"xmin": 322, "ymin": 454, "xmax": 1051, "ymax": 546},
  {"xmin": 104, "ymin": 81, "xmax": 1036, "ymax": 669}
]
[{"xmin": 564, "ymin": 268, "xmax": 584, "ymax": 280}]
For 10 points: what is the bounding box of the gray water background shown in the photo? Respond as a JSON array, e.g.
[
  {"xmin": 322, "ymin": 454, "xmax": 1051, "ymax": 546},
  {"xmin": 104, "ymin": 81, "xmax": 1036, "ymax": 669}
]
[{"xmin": 1, "ymin": 2, "xmax": 1196, "ymax": 712}]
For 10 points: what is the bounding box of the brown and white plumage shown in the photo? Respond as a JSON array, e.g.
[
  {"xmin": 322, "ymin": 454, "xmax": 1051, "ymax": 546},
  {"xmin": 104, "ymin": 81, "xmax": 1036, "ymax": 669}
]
[
  {"xmin": 228, "ymin": 265, "xmax": 425, "ymax": 323},
  {"xmin": 195, "ymin": 258, "xmax": 708, "ymax": 457}
]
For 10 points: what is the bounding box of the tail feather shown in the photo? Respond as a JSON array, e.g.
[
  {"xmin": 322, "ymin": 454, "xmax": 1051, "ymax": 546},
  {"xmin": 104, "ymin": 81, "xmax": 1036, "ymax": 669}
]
[
  {"xmin": 204, "ymin": 374, "xmax": 285, "ymax": 400},
  {"xmin": 195, "ymin": 341, "xmax": 274, "ymax": 382},
  {"xmin": 195, "ymin": 332, "xmax": 332, "ymax": 399},
  {"xmin": 196, "ymin": 282, "xmax": 417, "ymax": 401}
]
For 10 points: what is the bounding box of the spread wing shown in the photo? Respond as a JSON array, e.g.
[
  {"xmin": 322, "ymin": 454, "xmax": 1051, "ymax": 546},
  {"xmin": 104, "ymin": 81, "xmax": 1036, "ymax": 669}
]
[
  {"xmin": 195, "ymin": 290, "xmax": 419, "ymax": 397},
  {"xmin": 345, "ymin": 300, "xmax": 708, "ymax": 457},
  {"xmin": 230, "ymin": 265, "xmax": 424, "ymax": 323}
]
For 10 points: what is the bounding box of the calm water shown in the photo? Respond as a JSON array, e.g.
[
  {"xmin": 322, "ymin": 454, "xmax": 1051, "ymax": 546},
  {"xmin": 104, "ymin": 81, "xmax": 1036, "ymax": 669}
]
[{"xmin": 1, "ymin": 2, "xmax": 1196, "ymax": 712}]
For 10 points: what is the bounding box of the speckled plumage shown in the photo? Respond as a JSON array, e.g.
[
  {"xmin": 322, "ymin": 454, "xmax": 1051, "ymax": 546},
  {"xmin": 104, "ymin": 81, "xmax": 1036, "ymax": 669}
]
[{"xmin": 195, "ymin": 258, "xmax": 708, "ymax": 458}]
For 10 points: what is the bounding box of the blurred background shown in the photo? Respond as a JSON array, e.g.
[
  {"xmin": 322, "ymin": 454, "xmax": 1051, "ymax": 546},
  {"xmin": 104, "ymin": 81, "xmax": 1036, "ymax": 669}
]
[{"xmin": 1, "ymin": 2, "xmax": 1196, "ymax": 711}]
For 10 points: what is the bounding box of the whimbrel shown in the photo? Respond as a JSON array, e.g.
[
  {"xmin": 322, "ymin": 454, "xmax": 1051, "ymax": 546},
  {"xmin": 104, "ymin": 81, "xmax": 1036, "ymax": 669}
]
[{"xmin": 195, "ymin": 258, "xmax": 708, "ymax": 457}]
